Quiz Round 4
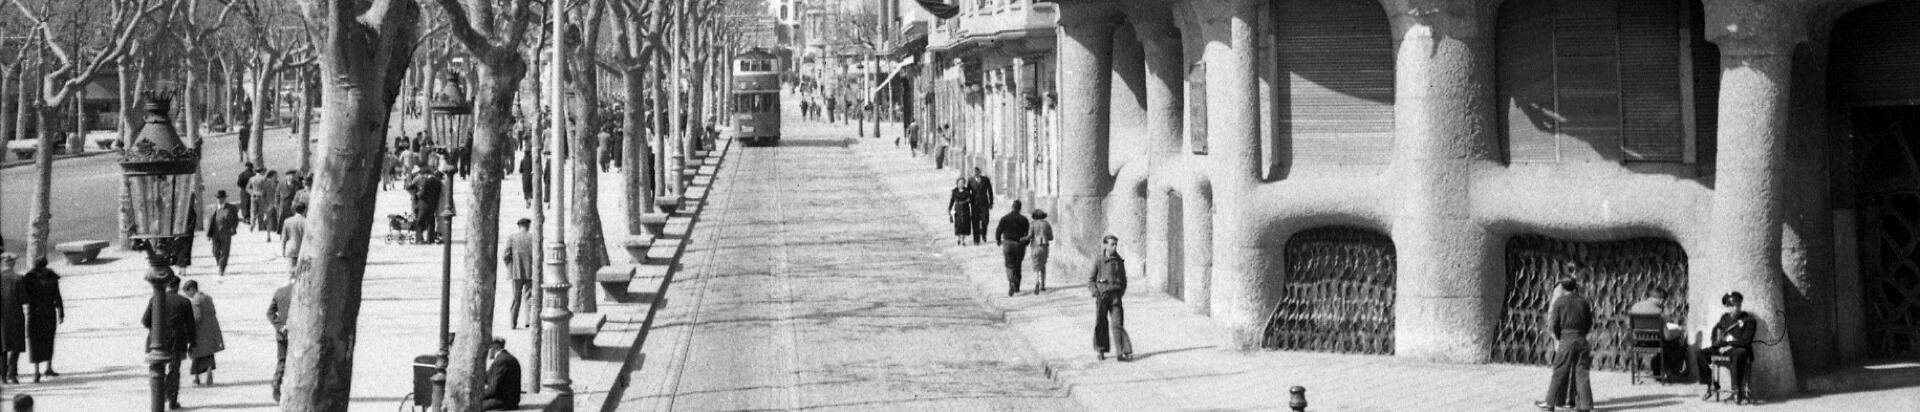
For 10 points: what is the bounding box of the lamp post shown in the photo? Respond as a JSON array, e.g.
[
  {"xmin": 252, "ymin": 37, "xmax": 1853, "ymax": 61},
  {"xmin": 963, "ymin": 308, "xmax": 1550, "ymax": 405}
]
[
  {"xmin": 120, "ymin": 91, "xmax": 199, "ymax": 412},
  {"xmin": 426, "ymin": 70, "xmax": 471, "ymax": 412}
]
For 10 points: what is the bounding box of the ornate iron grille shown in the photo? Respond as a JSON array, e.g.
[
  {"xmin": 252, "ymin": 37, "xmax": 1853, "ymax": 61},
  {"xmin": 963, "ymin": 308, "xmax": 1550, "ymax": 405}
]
[
  {"xmin": 1262, "ymin": 227, "xmax": 1396, "ymax": 354},
  {"xmin": 1862, "ymin": 191, "xmax": 1920, "ymax": 356},
  {"xmin": 1492, "ymin": 236, "xmax": 1689, "ymax": 371}
]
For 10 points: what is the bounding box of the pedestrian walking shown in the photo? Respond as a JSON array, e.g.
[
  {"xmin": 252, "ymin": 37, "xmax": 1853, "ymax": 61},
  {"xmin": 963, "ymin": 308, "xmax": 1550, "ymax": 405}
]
[
  {"xmin": 206, "ymin": 191, "xmax": 241, "ymax": 276},
  {"xmin": 141, "ymin": 276, "xmax": 195, "ymax": 410},
  {"xmin": 267, "ymin": 273, "xmax": 293, "ymax": 402},
  {"xmin": 1027, "ymin": 210, "xmax": 1054, "ymax": 294},
  {"xmin": 967, "ymin": 168, "xmax": 995, "ymax": 245},
  {"xmin": 995, "ymin": 201, "xmax": 1031, "ymax": 296},
  {"xmin": 20, "ymin": 257, "xmax": 62, "ymax": 381},
  {"xmin": 281, "ymin": 203, "xmax": 307, "ymax": 272},
  {"xmin": 503, "ymin": 218, "xmax": 536, "ymax": 329},
  {"xmin": 180, "ymin": 280, "xmax": 225, "ymax": 386},
  {"xmin": 826, "ymin": 97, "xmax": 838, "ymax": 123},
  {"xmin": 948, "ymin": 178, "xmax": 974, "ymax": 246},
  {"xmin": 1536, "ymin": 279, "xmax": 1594, "ymax": 412},
  {"xmin": 1696, "ymin": 291, "xmax": 1757, "ymax": 403},
  {"xmin": 518, "ymin": 146, "xmax": 536, "ymax": 209},
  {"xmin": 382, "ymin": 149, "xmax": 400, "ymax": 191},
  {"xmin": 234, "ymin": 164, "xmax": 257, "ymax": 222},
  {"xmin": 0, "ymin": 254, "xmax": 24, "ymax": 384},
  {"xmin": 1090, "ymin": 235, "xmax": 1133, "ymax": 362}
]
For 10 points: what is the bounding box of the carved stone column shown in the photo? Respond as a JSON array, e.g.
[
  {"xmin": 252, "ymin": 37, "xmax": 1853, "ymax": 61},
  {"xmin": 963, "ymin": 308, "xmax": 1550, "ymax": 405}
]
[
  {"xmin": 1193, "ymin": 0, "xmax": 1269, "ymax": 348},
  {"xmin": 1380, "ymin": 0, "xmax": 1504, "ymax": 363},
  {"xmin": 1051, "ymin": 0, "xmax": 1123, "ymax": 279}
]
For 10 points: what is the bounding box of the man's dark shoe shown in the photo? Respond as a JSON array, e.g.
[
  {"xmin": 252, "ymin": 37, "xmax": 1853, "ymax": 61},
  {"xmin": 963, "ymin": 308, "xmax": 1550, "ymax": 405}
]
[
  {"xmin": 169, "ymin": 401, "xmax": 183, "ymax": 410},
  {"xmin": 1096, "ymin": 352, "xmax": 1106, "ymax": 361},
  {"xmin": 1533, "ymin": 400, "xmax": 1555, "ymax": 411}
]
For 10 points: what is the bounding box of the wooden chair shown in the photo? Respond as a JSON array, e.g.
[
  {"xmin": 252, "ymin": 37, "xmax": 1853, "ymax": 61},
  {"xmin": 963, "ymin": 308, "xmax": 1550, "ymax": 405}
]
[
  {"xmin": 1627, "ymin": 313, "xmax": 1669, "ymax": 385},
  {"xmin": 1705, "ymin": 353, "xmax": 1752, "ymax": 404}
]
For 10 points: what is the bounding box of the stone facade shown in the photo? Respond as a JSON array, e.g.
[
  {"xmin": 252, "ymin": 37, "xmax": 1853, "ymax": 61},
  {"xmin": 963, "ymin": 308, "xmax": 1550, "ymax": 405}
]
[{"xmin": 914, "ymin": 0, "xmax": 1920, "ymax": 398}]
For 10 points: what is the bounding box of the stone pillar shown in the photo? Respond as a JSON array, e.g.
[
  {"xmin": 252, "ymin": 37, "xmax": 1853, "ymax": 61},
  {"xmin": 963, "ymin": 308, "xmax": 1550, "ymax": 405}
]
[
  {"xmin": 1130, "ymin": 2, "xmax": 1187, "ymax": 296},
  {"xmin": 1698, "ymin": 0, "xmax": 1823, "ymax": 397},
  {"xmin": 1052, "ymin": 0, "xmax": 1122, "ymax": 279},
  {"xmin": 1380, "ymin": 0, "xmax": 1502, "ymax": 363},
  {"xmin": 1110, "ymin": 23, "xmax": 1151, "ymax": 281},
  {"xmin": 1193, "ymin": 0, "xmax": 1270, "ymax": 348}
]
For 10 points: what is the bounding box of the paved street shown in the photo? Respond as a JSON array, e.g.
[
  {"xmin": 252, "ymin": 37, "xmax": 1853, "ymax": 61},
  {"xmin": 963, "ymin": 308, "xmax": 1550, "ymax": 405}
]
[
  {"xmin": 620, "ymin": 100, "xmax": 1078, "ymax": 411},
  {"xmin": 1, "ymin": 123, "xmax": 326, "ymax": 259}
]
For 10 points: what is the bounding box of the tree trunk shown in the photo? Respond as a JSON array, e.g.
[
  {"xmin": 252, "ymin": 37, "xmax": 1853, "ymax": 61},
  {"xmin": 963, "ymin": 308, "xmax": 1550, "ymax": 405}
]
[
  {"xmin": 566, "ymin": 67, "xmax": 604, "ymax": 315},
  {"xmin": 27, "ymin": 104, "xmax": 53, "ymax": 263},
  {"xmin": 651, "ymin": 55, "xmax": 670, "ymax": 197},
  {"xmin": 443, "ymin": 53, "xmax": 525, "ymax": 412},
  {"xmin": 1, "ymin": 69, "xmax": 12, "ymax": 143},
  {"xmin": 299, "ymin": 67, "xmax": 314, "ymax": 173},
  {"xmin": 248, "ymin": 64, "xmax": 270, "ymax": 167},
  {"xmin": 622, "ymin": 67, "xmax": 653, "ymax": 228},
  {"xmin": 13, "ymin": 71, "xmax": 28, "ymax": 144},
  {"xmin": 283, "ymin": 2, "xmax": 421, "ymax": 408}
]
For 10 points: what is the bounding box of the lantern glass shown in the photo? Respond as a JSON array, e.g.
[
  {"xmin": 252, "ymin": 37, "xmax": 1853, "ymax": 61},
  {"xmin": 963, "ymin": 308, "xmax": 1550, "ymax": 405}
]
[{"xmin": 127, "ymin": 172, "xmax": 198, "ymax": 238}]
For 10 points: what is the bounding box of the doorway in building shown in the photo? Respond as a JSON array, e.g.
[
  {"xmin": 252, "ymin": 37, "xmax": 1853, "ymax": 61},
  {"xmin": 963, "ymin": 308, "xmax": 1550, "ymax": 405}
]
[{"xmin": 1854, "ymin": 105, "xmax": 1920, "ymax": 357}]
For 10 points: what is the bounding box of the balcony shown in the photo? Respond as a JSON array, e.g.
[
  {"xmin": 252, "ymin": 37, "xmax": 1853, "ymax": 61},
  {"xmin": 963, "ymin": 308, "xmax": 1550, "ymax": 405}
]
[{"xmin": 928, "ymin": 1, "xmax": 1058, "ymax": 52}]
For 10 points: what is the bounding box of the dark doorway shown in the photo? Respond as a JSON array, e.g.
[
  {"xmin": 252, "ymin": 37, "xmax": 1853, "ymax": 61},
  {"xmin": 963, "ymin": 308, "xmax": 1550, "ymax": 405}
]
[{"xmin": 1854, "ymin": 105, "xmax": 1920, "ymax": 357}]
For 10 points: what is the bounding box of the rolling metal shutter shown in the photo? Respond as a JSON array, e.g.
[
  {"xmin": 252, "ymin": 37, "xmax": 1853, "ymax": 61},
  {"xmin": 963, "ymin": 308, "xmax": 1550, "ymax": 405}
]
[
  {"xmin": 1500, "ymin": 0, "xmax": 1560, "ymax": 162},
  {"xmin": 1552, "ymin": 0, "xmax": 1622, "ymax": 162},
  {"xmin": 1831, "ymin": 1, "xmax": 1920, "ymax": 106},
  {"xmin": 1273, "ymin": 0, "xmax": 1394, "ymax": 165},
  {"xmin": 1690, "ymin": 0, "xmax": 1718, "ymax": 163},
  {"xmin": 1619, "ymin": 0, "xmax": 1685, "ymax": 162}
]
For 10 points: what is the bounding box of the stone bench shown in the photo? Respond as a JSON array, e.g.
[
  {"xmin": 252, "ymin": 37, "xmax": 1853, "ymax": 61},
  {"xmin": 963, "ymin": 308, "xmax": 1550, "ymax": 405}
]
[
  {"xmin": 595, "ymin": 265, "xmax": 637, "ymax": 302},
  {"xmin": 505, "ymin": 392, "xmax": 560, "ymax": 411},
  {"xmin": 568, "ymin": 312, "xmax": 607, "ymax": 354},
  {"xmin": 637, "ymin": 214, "xmax": 670, "ymax": 238},
  {"xmin": 56, "ymin": 240, "xmax": 110, "ymax": 265},
  {"xmin": 655, "ymin": 196, "xmax": 683, "ymax": 214}
]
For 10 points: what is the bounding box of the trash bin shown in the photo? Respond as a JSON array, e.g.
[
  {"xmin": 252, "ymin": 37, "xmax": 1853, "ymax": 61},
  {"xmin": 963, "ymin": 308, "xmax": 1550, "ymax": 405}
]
[{"xmin": 412, "ymin": 354, "xmax": 437, "ymax": 407}]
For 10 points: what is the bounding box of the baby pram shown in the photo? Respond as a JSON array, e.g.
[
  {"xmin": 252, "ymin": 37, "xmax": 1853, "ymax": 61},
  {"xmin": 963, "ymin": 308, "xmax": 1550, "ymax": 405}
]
[{"xmin": 385, "ymin": 213, "xmax": 418, "ymax": 244}]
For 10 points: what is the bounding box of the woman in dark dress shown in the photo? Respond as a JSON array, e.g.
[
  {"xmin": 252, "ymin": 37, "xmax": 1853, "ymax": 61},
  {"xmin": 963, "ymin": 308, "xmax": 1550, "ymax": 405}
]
[
  {"xmin": 21, "ymin": 257, "xmax": 63, "ymax": 382},
  {"xmin": 1, "ymin": 254, "xmax": 25, "ymax": 383},
  {"xmin": 949, "ymin": 178, "xmax": 974, "ymax": 246}
]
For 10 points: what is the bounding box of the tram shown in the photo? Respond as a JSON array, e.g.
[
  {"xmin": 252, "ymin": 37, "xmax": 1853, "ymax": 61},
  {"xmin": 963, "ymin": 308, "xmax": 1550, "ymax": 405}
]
[{"xmin": 730, "ymin": 48, "xmax": 782, "ymax": 145}]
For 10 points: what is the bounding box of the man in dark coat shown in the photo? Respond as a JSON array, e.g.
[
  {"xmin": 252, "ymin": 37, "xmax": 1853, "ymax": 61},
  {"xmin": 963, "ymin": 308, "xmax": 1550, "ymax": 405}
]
[
  {"xmin": 206, "ymin": 191, "xmax": 241, "ymax": 276},
  {"xmin": 994, "ymin": 200, "xmax": 1031, "ymax": 296},
  {"xmin": 967, "ymin": 168, "xmax": 994, "ymax": 245},
  {"xmin": 482, "ymin": 338, "xmax": 522, "ymax": 410},
  {"xmin": 1090, "ymin": 235, "xmax": 1133, "ymax": 362},
  {"xmin": 1538, "ymin": 279, "xmax": 1594, "ymax": 412},
  {"xmin": 142, "ymin": 276, "xmax": 196, "ymax": 410},
  {"xmin": 406, "ymin": 167, "xmax": 445, "ymax": 243},
  {"xmin": 267, "ymin": 274, "xmax": 294, "ymax": 403},
  {"xmin": 1696, "ymin": 291, "xmax": 1757, "ymax": 402}
]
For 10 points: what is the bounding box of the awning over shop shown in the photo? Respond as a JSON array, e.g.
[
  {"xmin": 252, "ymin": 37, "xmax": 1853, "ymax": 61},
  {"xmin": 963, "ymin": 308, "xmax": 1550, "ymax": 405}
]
[
  {"xmin": 870, "ymin": 57, "xmax": 918, "ymax": 99},
  {"xmin": 915, "ymin": 0, "xmax": 960, "ymax": 19}
]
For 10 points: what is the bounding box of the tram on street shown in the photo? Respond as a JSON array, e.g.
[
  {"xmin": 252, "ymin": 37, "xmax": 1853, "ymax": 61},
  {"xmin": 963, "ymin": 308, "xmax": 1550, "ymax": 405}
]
[{"xmin": 731, "ymin": 48, "xmax": 782, "ymax": 145}]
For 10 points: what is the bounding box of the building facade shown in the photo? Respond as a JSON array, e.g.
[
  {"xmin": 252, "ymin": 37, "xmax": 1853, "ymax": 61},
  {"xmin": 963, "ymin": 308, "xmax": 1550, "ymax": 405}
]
[
  {"xmin": 921, "ymin": 0, "xmax": 1062, "ymax": 204},
  {"xmin": 920, "ymin": 0, "xmax": 1920, "ymax": 397}
]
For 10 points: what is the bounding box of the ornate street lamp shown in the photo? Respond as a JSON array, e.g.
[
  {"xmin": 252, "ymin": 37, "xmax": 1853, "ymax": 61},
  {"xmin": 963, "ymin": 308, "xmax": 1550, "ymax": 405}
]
[
  {"xmin": 121, "ymin": 91, "xmax": 199, "ymax": 412},
  {"xmin": 427, "ymin": 70, "xmax": 470, "ymax": 412}
]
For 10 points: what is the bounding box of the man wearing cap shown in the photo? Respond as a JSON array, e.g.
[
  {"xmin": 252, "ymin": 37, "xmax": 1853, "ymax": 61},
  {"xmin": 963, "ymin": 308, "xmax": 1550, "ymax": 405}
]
[
  {"xmin": 482, "ymin": 338, "xmax": 522, "ymax": 410},
  {"xmin": 1697, "ymin": 292, "xmax": 1757, "ymax": 401},
  {"xmin": 503, "ymin": 218, "xmax": 536, "ymax": 329},
  {"xmin": 142, "ymin": 276, "xmax": 196, "ymax": 410},
  {"xmin": 206, "ymin": 192, "xmax": 241, "ymax": 276}
]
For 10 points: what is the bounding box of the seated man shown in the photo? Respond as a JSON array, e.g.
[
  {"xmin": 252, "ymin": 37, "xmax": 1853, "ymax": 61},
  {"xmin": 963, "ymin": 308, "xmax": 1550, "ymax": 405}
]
[
  {"xmin": 1695, "ymin": 292, "xmax": 1757, "ymax": 400},
  {"xmin": 1626, "ymin": 287, "xmax": 1685, "ymax": 380},
  {"xmin": 482, "ymin": 338, "xmax": 522, "ymax": 410}
]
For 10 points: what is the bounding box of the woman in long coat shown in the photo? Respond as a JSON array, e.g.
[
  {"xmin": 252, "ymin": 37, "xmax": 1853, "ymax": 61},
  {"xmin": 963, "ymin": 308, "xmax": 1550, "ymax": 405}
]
[
  {"xmin": 1, "ymin": 254, "xmax": 25, "ymax": 383},
  {"xmin": 21, "ymin": 257, "xmax": 63, "ymax": 381},
  {"xmin": 181, "ymin": 280, "xmax": 225, "ymax": 385},
  {"xmin": 948, "ymin": 178, "xmax": 974, "ymax": 246}
]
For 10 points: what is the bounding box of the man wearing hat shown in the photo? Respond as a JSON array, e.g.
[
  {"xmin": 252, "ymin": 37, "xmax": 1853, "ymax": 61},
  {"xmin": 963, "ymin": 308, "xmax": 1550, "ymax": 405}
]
[
  {"xmin": 1537, "ymin": 278, "xmax": 1594, "ymax": 412},
  {"xmin": 1697, "ymin": 291, "xmax": 1757, "ymax": 401}
]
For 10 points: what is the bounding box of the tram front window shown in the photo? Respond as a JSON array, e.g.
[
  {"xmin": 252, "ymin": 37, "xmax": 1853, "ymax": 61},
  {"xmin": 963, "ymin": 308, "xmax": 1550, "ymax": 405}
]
[{"xmin": 732, "ymin": 93, "xmax": 777, "ymax": 114}]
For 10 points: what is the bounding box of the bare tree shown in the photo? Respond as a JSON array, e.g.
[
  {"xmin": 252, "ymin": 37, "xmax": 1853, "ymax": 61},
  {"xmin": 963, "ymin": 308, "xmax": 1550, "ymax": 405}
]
[
  {"xmin": 604, "ymin": 0, "xmax": 660, "ymax": 229},
  {"xmin": 429, "ymin": 0, "xmax": 536, "ymax": 408},
  {"xmin": 561, "ymin": 0, "xmax": 608, "ymax": 314},
  {"xmin": 228, "ymin": 0, "xmax": 314, "ymax": 168},
  {"xmin": 10, "ymin": 0, "xmax": 164, "ymax": 263},
  {"xmin": 281, "ymin": 0, "xmax": 420, "ymax": 409}
]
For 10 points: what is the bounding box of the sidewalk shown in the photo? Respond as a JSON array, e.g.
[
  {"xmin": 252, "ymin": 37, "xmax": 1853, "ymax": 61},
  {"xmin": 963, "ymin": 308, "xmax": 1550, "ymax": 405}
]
[
  {"xmin": 0, "ymin": 136, "xmax": 659, "ymax": 410},
  {"xmin": 843, "ymin": 121, "xmax": 1920, "ymax": 411}
]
